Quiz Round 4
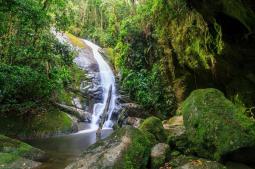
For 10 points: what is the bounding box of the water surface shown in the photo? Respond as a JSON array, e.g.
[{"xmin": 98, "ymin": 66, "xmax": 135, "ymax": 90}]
[{"xmin": 27, "ymin": 127, "xmax": 113, "ymax": 169}]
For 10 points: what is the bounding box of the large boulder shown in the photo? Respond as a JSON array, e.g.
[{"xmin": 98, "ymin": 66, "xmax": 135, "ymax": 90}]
[
  {"xmin": 150, "ymin": 143, "xmax": 170, "ymax": 169},
  {"xmin": 180, "ymin": 88, "xmax": 255, "ymax": 160},
  {"xmin": 0, "ymin": 135, "xmax": 46, "ymax": 169},
  {"xmin": 65, "ymin": 126, "xmax": 152, "ymax": 169},
  {"xmin": 139, "ymin": 116, "xmax": 167, "ymax": 143}
]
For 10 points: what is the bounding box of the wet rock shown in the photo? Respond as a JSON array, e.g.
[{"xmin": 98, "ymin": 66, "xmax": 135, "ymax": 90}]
[
  {"xmin": 150, "ymin": 143, "xmax": 170, "ymax": 169},
  {"xmin": 165, "ymin": 116, "xmax": 189, "ymax": 154},
  {"xmin": 55, "ymin": 103, "xmax": 91, "ymax": 122},
  {"xmin": 164, "ymin": 116, "xmax": 185, "ymax": 137},
  {"xmin": 65, "ymin": 126, "xmax": 152, "ymax": 169},
  {"xmin": 88, "ymin": 86, "xmax": 103, "ymax": 102},
  {"xmin": 180, "ymin": 88, "xmax": 255, "ymax": 160},
  {"xmin": 121, "ymin": 103, "xmax": 149, "ymax": 118},
  {"xmin": 166, "ymin": 155, "xmax": 226, "ymax": 169},
  {"xmin": 127, "ymin": 117, "xmax": 143, "ymax": 128},
  {"xmin": 3, "ymin": 158, "xmax": 41, "ymax": 169}
]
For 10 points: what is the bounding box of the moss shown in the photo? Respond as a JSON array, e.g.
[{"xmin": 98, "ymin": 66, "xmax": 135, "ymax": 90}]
[
  {"xmin": 150, "ymin": 143, "xmax": 170, "ymax": 169},
  {"xmin": 56, "ymin": 64, "xmax": 88, "ymax": 106},
  {"xmin": 0, "ymin": 152, "xmax": 19, "ymax": 165},
  {"xmin": 103, "ymin": 48, "xmax": 115, "ymax": 66},
  {"xmin": 0, "ymin": 107, "xmax": 73, "ymax": 138},
  {"xmin": 29, "ymin": 108, "xmax": 73, "ymax": 136},
  {"xmin": 180, "ymin": 88, "xmax": 255, "ymax": 160},
  {"xmin": 80, "ymin": 127, "xmax": 152, "ymax": 169},
  {"xmin": 139, "ymin": 116, "xmax": 167, "ymax": 143},
  {"xmin": 0, "ymin": 135, "xmax": 44, "ymax": 166},
  {"xmin": 170, "ymin": 10, "xmax": 223, "ymax": 70},
  {"xmin": 69, "ymin": 64, "xmax": 88, "ymax": 89},
  {"xmin": 121, "ymin": 127, "xmax": 152, "ymax": 169},
  {"xmin": 151, "ymin": 156, "xmax": 165, "ymax": 169},
  {"xmin": 66, "ymin": 32, "xmax": 87, "ymax": 48},
  {"xmin": 57, "ymin": 89, "xmax": 74, "ymax": 106}
]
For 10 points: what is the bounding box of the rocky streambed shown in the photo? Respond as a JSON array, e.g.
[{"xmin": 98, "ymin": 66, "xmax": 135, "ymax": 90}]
[{"xmin": 63, "ymin": 88, "xmax": 255, "ymax": 169}]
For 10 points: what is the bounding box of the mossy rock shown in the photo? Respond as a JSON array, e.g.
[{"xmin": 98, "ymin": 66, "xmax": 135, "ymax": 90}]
[
  {"xmin": 0, "ymin": 135, "xmax": 45, "ymax": 168},
  {"xmin": 164, "ymin": 116, "xmax": 190, "ymax": 154},
  {"xmin": 139, "ymin": 116, "xmax": 167, "ymax": 143},
  {"xmin": 0, "ymin": 108, "xmax": 75, "ymax": 139},
  {"xmin": 66, "ymin": 126, "xmax": 152, "ymax": 169},
  {"xmin": 180, "ymin": 88, "xmax": 255, "ymax": 160},
  {"xmin": 168, "ymin": 155, "xmax": 226, "ymax": 169},
  {"xmin": 150, "ymin": 143, "xmax": 170, "ymax": 169}
]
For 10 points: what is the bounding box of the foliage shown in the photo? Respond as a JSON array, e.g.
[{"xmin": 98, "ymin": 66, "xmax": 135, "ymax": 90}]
[
  {"xmin": 0, "ymin": 64, "xmax": 51, "ymax": 114},
  {"xmin": 0, "ymin": 0, "xmax": 75, "ymax": 118},
  {"xmin": 69, "ymin": 0, "xmax": 226, "ymax": 117}
]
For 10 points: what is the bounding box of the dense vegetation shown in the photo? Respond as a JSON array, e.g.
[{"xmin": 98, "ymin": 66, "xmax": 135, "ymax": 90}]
[
  {"xmin": 69, "ymin": 0, "xmax": 255, "ymax": 119},
  {"xmin": 0, "ymin": 0, "xmax": 74, "ymax": 116},
  {"xmin": 2, "ymin": 0, "xmax": 254, "ymax": 129},
  {"xmin": 0, "ymin": 0, "xmax": 89, "ymax": 139},
  {"xmin": 1, "ymin": 0, "xmax": 255, "ymax": 168}
]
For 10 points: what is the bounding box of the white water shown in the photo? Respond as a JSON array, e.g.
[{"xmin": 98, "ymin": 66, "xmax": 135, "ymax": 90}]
[{"xmin": 84, "ymin": 40, "xmax": 117, "ymax": 129}]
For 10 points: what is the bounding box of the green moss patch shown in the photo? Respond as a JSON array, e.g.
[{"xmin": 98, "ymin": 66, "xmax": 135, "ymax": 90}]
[
  {"xmin": 180, "ymin": 88, "xmax": 255, "ymax": 160},
  {"xmin": 0, "ymin": 135, "xmax": 44, "ymax": 166},
  {"xmin": 0, "ymin": 107, "xmax": 73, "ymax": 139},
  {"xmin": 70, "ymin": 127, "xmax": 152, "ymax": 169},
  {"xmin": 139, "ymin": 116, "xmax": 167, "ymax": 143}
]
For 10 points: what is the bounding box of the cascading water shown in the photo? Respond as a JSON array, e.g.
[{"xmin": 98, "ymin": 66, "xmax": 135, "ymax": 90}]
[
  {"xmin": 84, "ymin": 40, "xmax": 117, "ymax": 129},
  {"xmin": 35, "ymin": 32, "xmax": 117, "ymax": 169}
]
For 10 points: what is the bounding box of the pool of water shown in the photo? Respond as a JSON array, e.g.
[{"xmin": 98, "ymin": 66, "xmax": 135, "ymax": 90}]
[{"xmin": 26, "ymin": 127, "xmax": 113, "ymax": 169}]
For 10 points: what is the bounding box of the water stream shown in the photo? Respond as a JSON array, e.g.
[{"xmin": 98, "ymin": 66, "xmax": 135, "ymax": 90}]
[
  {"xmin": 26, "ymin": 37, "xmax": 118, "ymax": 169},
  {"xmin": 84, "ymin": 40, "xmax": 117, "ymax": 129}
]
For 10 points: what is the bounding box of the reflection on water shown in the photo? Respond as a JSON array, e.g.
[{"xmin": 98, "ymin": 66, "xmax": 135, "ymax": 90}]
[{"xmin": 26, "ymin": 128, "xmax": 113, "ymax": 169}]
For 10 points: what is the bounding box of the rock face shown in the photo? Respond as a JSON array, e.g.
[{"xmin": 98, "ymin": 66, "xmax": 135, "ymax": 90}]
[
  {"xmin": 55, "ymin": 103, "xmax": 91, "ymax": 122},
  {"xmin": 126, "ymin": 117, "xmax": 143, "ymax": 128},
  {"xmin": 180, "ymin": 88, "xmax": 255, "ymax": 160},
  {"xmin": 186, "ymin": 0, "xmax": 255, "ymax": 107},
  {"xmin": 0, "ymin": 135, "xmax": 46, "ymax": 169},
  {"xmin": 139, "ymin": 116, "xmax": 167, "ymax": 143},
  {"xmin": 165, "ymin": 116, "xmax": 189, "ymax": 154},
  {"xmin": 167, "ymin": 155, "xmax": 226, "ymax": 169},
  {"xmin": 164, "ymin": 116, "xmax": 185, "ymax": 138},
  {"xmin": 65, "ymin": 126, "xmax": 152, "ymax": 169},
  {"xmin": 121, "ymin": 103, "xmax": 149, "ymax": 118},
  {"xmin": 150, "ymin": 143, "xmax": 170, "ymax": 169}
]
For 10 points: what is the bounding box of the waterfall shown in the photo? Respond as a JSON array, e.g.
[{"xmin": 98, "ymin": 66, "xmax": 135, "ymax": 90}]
[{"xmin": 84, "ymin": 40, "xmax": 117, "ymax": 129}]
